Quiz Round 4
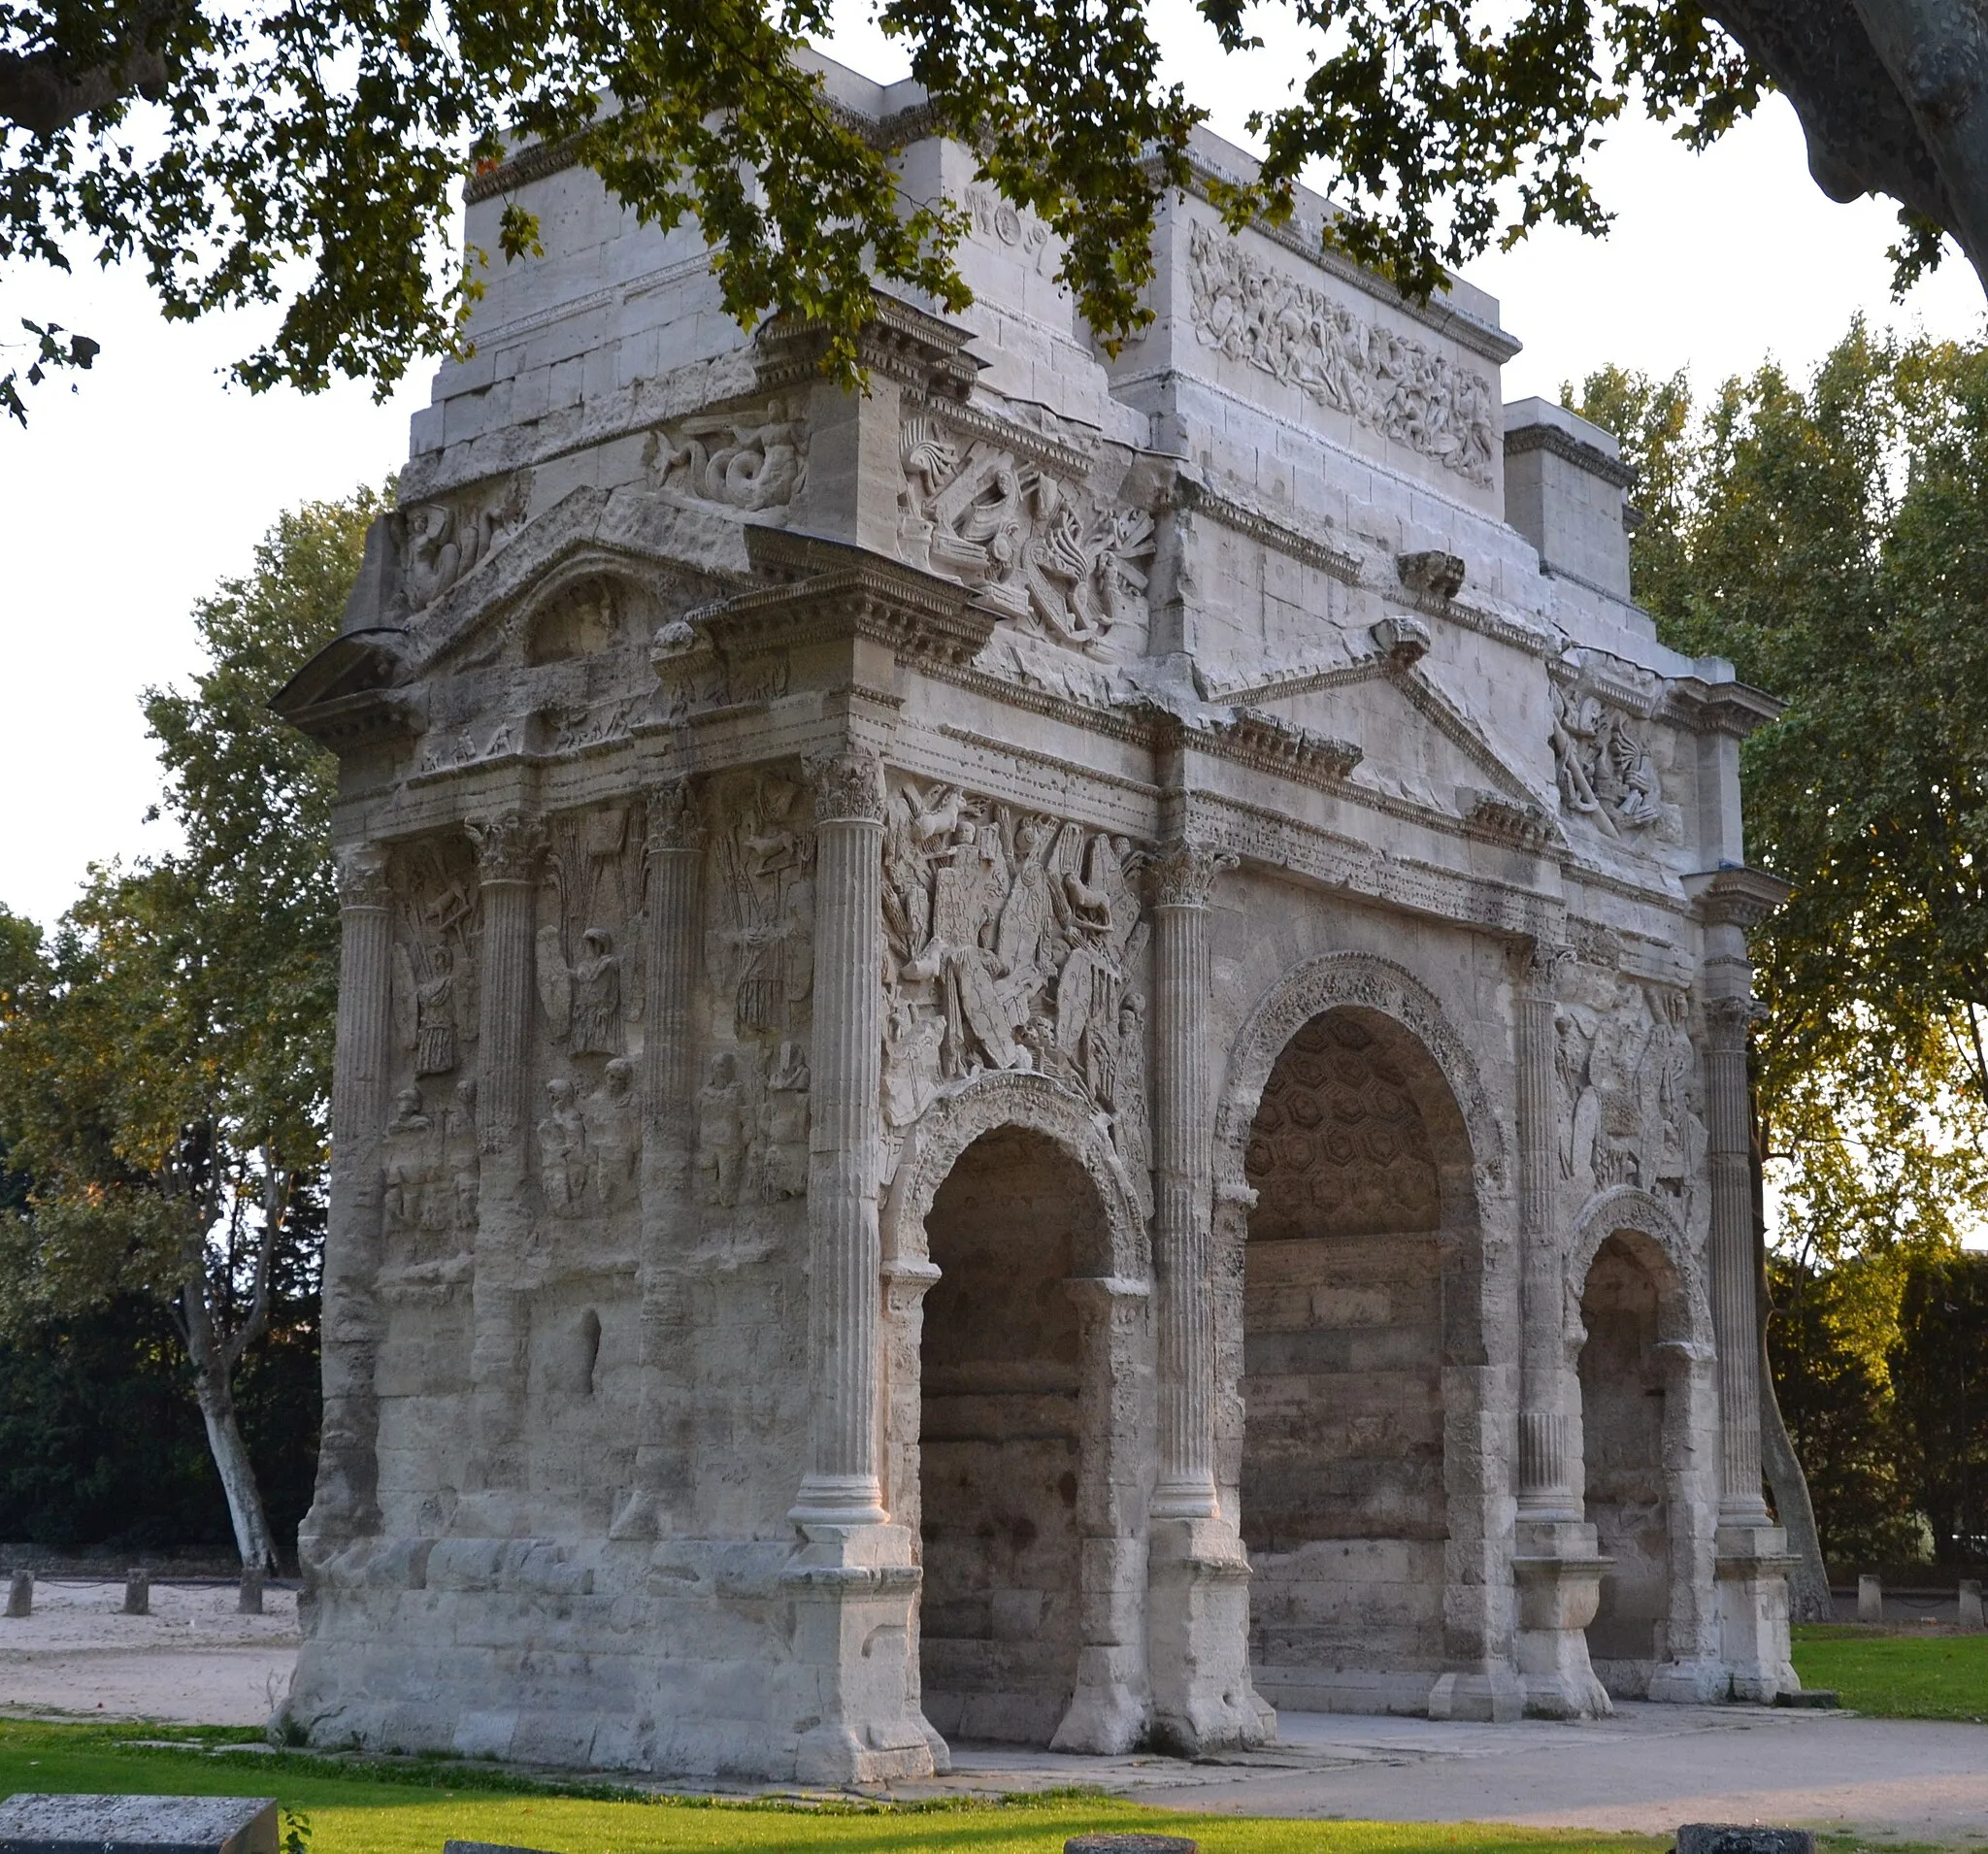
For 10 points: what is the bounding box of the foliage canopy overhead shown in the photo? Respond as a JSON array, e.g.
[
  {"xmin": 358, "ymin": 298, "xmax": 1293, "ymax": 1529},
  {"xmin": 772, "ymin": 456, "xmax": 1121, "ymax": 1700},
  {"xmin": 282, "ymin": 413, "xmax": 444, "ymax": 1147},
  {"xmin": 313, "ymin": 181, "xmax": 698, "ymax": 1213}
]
[{"xmin": 3, "ymin": 1, "xmax": 1982, "ymax": 423}]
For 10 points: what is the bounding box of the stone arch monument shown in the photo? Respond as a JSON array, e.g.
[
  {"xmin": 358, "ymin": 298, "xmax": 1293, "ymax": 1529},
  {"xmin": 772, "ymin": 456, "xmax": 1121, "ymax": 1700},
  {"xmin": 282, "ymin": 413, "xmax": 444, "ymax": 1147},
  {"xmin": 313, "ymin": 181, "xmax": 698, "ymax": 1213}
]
[{"xmin": 274, "ymin": 48, "xmax": 1798, "ymax": 1781}]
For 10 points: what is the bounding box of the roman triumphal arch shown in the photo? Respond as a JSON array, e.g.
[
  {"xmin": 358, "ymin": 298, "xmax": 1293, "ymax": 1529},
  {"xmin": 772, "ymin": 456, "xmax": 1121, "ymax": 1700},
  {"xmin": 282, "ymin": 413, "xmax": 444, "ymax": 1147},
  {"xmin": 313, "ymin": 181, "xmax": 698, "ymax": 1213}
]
[{"xmin": 276, "ymin": 47, "xmax": 1799, "ymax": 1780}]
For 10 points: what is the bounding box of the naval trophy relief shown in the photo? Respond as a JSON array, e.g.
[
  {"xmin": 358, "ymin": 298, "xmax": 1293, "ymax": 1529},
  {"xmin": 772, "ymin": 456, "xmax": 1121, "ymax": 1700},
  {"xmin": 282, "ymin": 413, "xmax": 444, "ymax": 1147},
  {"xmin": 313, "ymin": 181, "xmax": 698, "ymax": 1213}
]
[
  {"xmin": 878, "ymin": 777, "xmax": 1153, "ymax": 1214},
  {"xmin": 381, "ymin": 837, "xmax": 483, "ymax": 1299},
  {"xmin": 1554, "ymin": 974, "xmax": 1707, "ymax": 1239},
  {"xmin": 529, "ymin": 804, "xmax": 646, "ymax": 1248},
  {"xmin": 897, "ymin": 414, "xmax": 1155, "ymax": 655},
  {"xmin": 689, "ymin": 772, "xmax": 816, "ymax": 1220}
]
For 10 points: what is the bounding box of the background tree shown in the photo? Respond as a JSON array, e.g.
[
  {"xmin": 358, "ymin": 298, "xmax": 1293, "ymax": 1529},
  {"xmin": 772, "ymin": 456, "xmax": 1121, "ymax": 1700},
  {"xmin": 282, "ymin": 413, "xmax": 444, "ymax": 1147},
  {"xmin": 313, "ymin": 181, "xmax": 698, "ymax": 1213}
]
[
  {"xmin": 1571, "ymin": 327, "xmax": 1988, "ymax": 1603},
  {"xmin": 3, "ymin": 2, "xmax": 1983, "ymax": 423},
  {"xmin": 0, "ymin": 491, "xmax": 371, "ymax": 1571}
]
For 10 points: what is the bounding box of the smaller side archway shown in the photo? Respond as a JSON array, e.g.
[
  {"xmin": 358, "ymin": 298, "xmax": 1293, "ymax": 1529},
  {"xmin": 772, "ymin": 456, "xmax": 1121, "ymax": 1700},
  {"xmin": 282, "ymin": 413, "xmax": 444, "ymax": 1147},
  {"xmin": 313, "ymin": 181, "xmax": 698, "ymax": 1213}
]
[
  {"xmin": 1565, "ymin": 1188, "xmax": 1719, "ymax": 1697},
  {"xmin": 880, "ymin": 1074, "xmax": 1154, "ymax": 1755}
]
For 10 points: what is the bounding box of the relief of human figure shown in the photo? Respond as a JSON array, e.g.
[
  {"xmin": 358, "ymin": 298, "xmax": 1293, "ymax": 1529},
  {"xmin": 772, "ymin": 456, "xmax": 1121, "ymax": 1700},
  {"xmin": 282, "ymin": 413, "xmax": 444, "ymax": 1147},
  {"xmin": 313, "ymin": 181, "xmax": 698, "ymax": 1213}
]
[
  {"xmin": 382, "ymin": 1086, "xmax": 432, "ymax": 1233},
  {"xmin": 584, "ymin": 1058, "xmax": 641, "ymax": 1210},
  {"xmin": 537, "ymin": 1077, "xmax": 586, "ymax": 1217},
  {"xmin": 697, "ymin": 1050, "xmax": 749, "ymax": 1208},
  {"xmin": 569, "ymin": 927, "xmax": 622, "ymax": 1056},
  {"xmin": 445, "ymin": 1077, "xmax": 480, "ymax": 1232},
  {"xmin": 758, "ymin": 1040, "xmax": 812, "ymax": 1200},
  {"xmin": 414, "ymin": 944, "xmax": 457, "ymax": 1076}
]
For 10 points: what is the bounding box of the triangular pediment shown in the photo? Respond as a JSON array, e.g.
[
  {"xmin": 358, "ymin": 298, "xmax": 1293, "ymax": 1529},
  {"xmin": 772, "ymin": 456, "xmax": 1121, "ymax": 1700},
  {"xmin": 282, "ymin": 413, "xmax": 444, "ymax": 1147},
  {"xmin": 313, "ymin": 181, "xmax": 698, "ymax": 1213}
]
[{"xmin": 1242, "ymin": 651, "xmax": 1554, "ymax": 826}]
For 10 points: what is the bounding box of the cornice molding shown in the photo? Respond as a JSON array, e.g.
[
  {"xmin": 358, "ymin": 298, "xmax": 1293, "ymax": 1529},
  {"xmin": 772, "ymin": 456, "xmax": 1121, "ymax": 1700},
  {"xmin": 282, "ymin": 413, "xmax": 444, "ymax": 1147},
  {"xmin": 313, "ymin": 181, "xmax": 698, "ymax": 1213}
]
[{"xmin": 1504, "ymin": 419, "xmax": 1637, "ymax": 490}]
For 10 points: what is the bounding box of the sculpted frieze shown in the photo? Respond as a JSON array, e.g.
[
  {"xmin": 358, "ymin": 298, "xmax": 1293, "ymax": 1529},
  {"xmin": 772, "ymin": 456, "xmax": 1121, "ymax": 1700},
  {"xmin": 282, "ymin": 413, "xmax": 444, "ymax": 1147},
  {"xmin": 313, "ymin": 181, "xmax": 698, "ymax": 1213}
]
[
  {"xmin": 1186, "ymin": 220, "xmax": 1497, "ymax": 486},
  {"xmin": 898, "ymin": 414, "xmax": 1154, "ymax": 652},
  {"xmin": 1556, "ymin": 977, "xmax": 1706, "ymax": 1233},
  {"xmin": 1549, "ymin": 683, "xmax": 1668, "ymax": 842},
  {"xmin": 390, "ymin": 840, "xmax": 480, "ymax": 1083},
  {"xmin": 879, "ymin": 777, "xmax": 1151, "ymax": 1211},
  {"xmin": 646, "ymin": 398, "xmax": 808, "ymax": 514},
  {"xmin": 404, "ymin": 475, "xmax": 529, "ymax": 610}
]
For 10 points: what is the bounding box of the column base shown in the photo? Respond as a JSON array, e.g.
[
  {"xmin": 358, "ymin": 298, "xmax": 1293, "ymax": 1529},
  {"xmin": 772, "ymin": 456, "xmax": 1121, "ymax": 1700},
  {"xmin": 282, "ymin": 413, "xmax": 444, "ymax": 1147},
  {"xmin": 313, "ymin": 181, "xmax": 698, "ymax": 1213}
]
[
  {"xmin": 779, "ymin": 1523, "xmax": 934, "ymax": 1784},
  {"xmin": 1511, "ymin": 1520, "xmax": 1612, "ymax": 1719},
  {"xmin": 1145, "ymin": 1515, "xmax": 1275, "ymax": 1754},
  {"xmin": 1715, "ymin": 1522, "xmax": 1799, "ymax": 1703},
  {"xmin": 1646, "ymin": 1656, "xmax": 1732, "ymax": 1704},
  {"xmin": 1427, "ymin": 1664, "xmax": 1527, "ymax": 1722}
]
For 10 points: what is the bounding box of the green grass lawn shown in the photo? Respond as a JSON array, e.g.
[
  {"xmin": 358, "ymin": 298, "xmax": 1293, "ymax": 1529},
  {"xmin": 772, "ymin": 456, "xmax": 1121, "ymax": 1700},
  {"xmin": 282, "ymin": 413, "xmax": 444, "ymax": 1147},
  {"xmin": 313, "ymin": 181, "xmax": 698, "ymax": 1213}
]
[
  {"xmin": 0, "ymin": 1720, "xmax": 1664, "ymax": 1854},
  {"xmin": 1792, "ymin": 1624, "xmax": 1988, "ymax": 1720}
]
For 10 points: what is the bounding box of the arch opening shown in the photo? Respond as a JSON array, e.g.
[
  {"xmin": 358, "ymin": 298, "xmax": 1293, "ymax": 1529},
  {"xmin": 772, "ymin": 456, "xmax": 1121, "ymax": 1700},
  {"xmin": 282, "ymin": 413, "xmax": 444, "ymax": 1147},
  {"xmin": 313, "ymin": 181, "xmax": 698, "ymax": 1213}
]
[
  {"xmin": 915, "ymin": 1125, "xmax": 1109, "ymax": 1744},
  {"xmin": 1239, "ymin": 1005, "xmax": 1479, "ymax": 1712},
  {"xmin": 1578, "ymin": 1229, "xmax": 1675, "ymax": 1692}
]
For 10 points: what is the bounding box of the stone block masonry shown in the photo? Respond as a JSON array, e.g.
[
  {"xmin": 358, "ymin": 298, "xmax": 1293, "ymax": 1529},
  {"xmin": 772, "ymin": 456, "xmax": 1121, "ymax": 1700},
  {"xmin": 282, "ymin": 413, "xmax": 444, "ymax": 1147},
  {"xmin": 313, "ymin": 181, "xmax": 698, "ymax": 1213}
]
[{"xmin": 272, "ymin": 47, "xmax": 1796, "ymax": 1780}]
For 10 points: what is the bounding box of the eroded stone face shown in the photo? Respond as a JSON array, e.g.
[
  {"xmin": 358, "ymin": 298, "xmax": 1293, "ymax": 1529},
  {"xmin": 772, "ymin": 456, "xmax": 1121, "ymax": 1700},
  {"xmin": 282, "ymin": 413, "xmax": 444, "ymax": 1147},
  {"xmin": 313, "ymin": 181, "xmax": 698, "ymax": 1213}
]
[{"xmin": 276, "ymin": 52, "xmax": 1793, "ymax": 1781}]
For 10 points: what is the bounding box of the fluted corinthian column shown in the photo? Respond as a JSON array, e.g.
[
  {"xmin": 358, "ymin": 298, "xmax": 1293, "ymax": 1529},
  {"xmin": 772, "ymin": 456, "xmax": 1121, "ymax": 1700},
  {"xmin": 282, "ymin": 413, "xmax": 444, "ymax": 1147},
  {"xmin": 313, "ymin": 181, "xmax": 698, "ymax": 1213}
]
[
  {"xmin": 1706, "ymin": 992, "xmax": 1770, "ymax": 1524},
  {"xmin": 1149, "ymin": 837, "xmax": 1232, "ymax": 1520},
  {"xmin": 465, "ymin": 811, "xmax": 544, "ymax": 1509},
  {"xmin": 790, "ymin": 749, "xmax": 889, "ymax": 1527},
  {"xmin": 305, "ymin": 847, "xmax": 392, "ymax": 1545},
  {"xmin": 615, "ymin": 780, "xmax": 701, "ymax": 1538},
  {"xmin": 1514, "ymin": 942, "xmax": 1576, "ymax": 1520}
]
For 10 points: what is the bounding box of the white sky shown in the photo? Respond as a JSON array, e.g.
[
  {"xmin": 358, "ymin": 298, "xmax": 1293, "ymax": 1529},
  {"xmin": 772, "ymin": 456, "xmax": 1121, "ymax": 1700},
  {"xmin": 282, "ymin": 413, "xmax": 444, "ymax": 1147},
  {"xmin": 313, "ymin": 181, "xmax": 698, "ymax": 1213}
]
[{"xmin": 2, "ymin": 5, "xmax": 1983, "ymax": 931}]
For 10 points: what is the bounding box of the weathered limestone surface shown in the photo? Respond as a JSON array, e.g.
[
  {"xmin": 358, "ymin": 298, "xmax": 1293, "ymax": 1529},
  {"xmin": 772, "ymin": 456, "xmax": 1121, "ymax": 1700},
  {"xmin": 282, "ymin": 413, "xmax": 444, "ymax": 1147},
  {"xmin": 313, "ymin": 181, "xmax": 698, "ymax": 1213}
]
[{"xmin": 274, "ymin": 49, "xmax": 1796, "ymax": 1778}]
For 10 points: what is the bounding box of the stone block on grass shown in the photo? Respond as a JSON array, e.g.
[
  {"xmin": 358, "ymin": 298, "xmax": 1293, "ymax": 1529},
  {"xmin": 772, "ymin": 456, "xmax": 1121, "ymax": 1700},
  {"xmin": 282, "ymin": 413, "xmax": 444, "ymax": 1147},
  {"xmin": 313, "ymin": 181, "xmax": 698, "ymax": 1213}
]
[{"xmin": 0, "ymin": 1793, "xmax": 277, "ymax": 1854}]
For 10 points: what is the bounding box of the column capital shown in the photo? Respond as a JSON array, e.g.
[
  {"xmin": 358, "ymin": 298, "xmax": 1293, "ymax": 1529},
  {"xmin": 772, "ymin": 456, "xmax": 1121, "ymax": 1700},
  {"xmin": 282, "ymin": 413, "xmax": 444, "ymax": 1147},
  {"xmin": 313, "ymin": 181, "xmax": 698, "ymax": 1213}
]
[
  {"xmin": 336, "ymin": 847, "xmax": 390, "ymax": 912},
  {"xmin": 645, "ymin": 777, "xmax": 704, "ymax": 852},
  {"xmin": 1512, "ymin": 937, "xmax": 1574, "ymax": 1001},
  {"xmin": 468, "ymin": 810, "xmax": 547, "ymax": 884},
  {"xmin": 1148, "ymin": 837, "xmax": 1238, "ymax": 909},
  {"xmin": 1705, "ymin": 992, "xmax": 1766, "ymax": 1046},
  {"xmin": 806, "ymin": 747, "xmax": 886, "ymax": 824}
]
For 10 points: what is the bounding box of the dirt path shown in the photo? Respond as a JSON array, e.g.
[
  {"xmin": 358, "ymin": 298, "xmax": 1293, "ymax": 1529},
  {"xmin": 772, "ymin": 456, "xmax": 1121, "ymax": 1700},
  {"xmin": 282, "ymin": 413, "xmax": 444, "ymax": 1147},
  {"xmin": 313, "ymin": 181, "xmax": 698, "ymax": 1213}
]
[{"xmin": 0, "ymin": 1579, "xmax": 298, "ymax": 1729}]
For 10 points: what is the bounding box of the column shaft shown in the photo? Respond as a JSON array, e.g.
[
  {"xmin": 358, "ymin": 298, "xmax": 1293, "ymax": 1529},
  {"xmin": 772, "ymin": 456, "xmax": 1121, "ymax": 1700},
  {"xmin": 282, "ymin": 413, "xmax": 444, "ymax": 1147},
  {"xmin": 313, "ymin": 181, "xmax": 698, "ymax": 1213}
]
[
  {"xmin": 1149, "ymin": 840, "xmax": 1228, "ymax": 1519},
  {"xmin": 1706, "ymin": 995, "xmax": 1769, "ymax": 1522},
  {"xmin": 1515, "ymin": 944, "xmax": 1575, "ymax": 1517},
  {"xmin": 309, "ymin": 848, "xmax": 391, "ymax": 1541},
  {"xmin": 791, "ymin": 751, "xmax": 888, "ymax": 1526},
  {"xmin": 467, "ymin": 811, "xmax": 544, "ymax": 1499}
]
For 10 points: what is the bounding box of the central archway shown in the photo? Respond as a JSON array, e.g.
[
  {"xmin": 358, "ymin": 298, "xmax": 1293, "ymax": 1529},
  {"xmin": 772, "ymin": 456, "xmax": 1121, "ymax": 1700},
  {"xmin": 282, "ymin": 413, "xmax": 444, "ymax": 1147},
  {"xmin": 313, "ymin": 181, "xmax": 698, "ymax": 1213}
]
[{"xmin": 1237, "ymin": 1005, "xmax": 1478, "ymax": 1710}]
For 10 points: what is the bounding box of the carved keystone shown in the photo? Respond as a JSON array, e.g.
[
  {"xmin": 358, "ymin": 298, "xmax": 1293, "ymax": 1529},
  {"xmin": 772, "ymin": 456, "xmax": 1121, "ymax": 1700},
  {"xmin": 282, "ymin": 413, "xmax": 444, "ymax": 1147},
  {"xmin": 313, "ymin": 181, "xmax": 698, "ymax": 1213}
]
[{"xmin": 1397, "ymin": 548, "xmax": 1466, "ymax": 599}]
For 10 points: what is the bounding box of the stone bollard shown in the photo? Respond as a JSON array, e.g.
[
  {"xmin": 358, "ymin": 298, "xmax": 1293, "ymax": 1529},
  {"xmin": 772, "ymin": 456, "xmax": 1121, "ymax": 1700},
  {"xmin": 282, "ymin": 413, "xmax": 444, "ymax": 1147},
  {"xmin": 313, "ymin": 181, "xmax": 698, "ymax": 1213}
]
[
  {"xmin": 1960, "ymin": 1578, "xmax": 1984, "ymax": 1631},
  {"xmin": 1064, "ymin": 1839, "xmax": 1199, "ymax": 1854},
  {"xmin": 6, "ymin": 1570, "xmax": 31, "ymax": 1617},
  {"xmin": 1856, "ymin": 1573, "xmax": 1882, "ymax": 1622},
  {"xmin": 1677, "ymin": 1829, "xmax": 1815, "ymax": 1854},
  {"xmin": 238, "ymin": 1565, "xmax": 265, "ymax": 1615},
  {"xmin": 121, "ymin": 1569, "xmax": 150, "ymax": 1616}
]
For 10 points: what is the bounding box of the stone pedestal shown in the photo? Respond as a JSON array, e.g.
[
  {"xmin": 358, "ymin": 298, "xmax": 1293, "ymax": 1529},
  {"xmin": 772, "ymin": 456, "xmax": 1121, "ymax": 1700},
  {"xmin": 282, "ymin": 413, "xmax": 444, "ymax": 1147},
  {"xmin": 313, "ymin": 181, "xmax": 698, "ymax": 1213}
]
[
  {"xmin": 1511, "ymin": 1521, "xmax": 1612, "ymax": 1718},
  {"xmin": 1144, "ymin": 1516, "xmax": 1272, "ymax": 1752},
  {"xmin": 1716, "ymin": 1523, "xmax": 1799, "ymax": 1702},
  {"xmin": 779, "ymin": 1523, "xmax": 933, "ymax": 1784}
]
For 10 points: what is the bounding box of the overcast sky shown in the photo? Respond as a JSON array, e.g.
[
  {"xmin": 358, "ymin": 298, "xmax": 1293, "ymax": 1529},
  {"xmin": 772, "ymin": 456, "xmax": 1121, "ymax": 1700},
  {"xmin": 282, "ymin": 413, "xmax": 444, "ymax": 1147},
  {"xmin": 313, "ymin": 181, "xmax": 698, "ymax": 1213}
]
[{"xmin": 3, "ymin": 6, "xmax": 1983, "ymax": 931}]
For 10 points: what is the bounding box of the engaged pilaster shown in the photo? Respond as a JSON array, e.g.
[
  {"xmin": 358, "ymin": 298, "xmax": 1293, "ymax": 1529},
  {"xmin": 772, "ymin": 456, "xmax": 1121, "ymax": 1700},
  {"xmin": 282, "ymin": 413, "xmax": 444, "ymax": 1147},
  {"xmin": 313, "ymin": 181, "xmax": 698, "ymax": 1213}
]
[
  {"xmin": 615, "ymin": 780, "xmax": 702, "ymax": 1539},
  {"xmin": 791, "ymin": 748, "xmax": 890, "ymax": 1526},
  {"xmin": 464, "ymin": 810, "xmax": 545, "ymax": 1512},
  {"xmin": 305, "ymin": 846, "xmax": 392, "ymax": 1547}
]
